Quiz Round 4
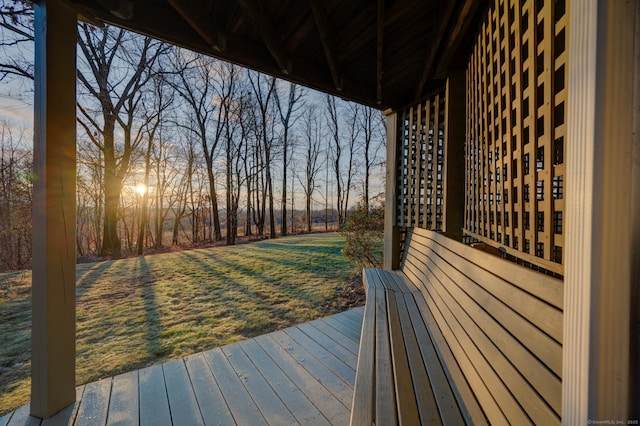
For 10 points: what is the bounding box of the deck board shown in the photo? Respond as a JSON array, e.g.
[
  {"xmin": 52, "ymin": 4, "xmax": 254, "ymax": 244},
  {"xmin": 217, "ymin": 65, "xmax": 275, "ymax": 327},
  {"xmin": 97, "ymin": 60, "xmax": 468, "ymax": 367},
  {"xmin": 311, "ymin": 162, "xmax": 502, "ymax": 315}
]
[
  {"xmin": 183, "ymin": 353, "xmax": 235, "ymax": 426},
  {"xmin": 107, "ymin": 370, "xmax": 139, "ymax": 425},
  {"xmin": 4, "ymin": 308, "xmax": 362, "ymax": 426},
  {"xmin": 329, "ymin": 309, "xmax": 364, "ymax": 331},
  {"xmin": 138, "ymin": 364, "xmax": 171, "ymax": 426},
  {"xmin": 6, "ymin": 404, "xmax": 40, "ymax": 426},
  {"xmin": 202, "ymin": 349, "xmax": 268, "ymax": 426},
  {"xmin": 283, "ymin": 327, "xmax": 356, "ymax": 384},
  {"xmin": 221, "ymin": 343, "xmax": 298, "ymax": 425},
  {"xmin": 40, "ymin": 386, "xmax": 86, "ymax": 426},
  {"xmin": 322, "ymin": 315, "xmax": 362, "ymax": 340},
  {"xmin": 268, "ymin": 331, "xmax": 353, "ymax": 407},
  {"xmin": 75, "ymin": 378, "xmax": 111, "ymax": 425},
  {"xmin": 163, "ymin": 359, "xmax": 204, "ymax": 425},
  {"xmin": 310, "ymin": 317, "xmax": 361, "ymax": 348},
  {"xmin": 238, "ymin": 339, "xmax": 331, "ymax": 426},
  {"xmin": 253, "ymin": 334, "xmax": 351, "ymax": 425},
  {"xmin": 302, "ymin": 321, "xmax": 359, "ymax": 355},
  {"xmin": 295, "ymin": 322, "xmax": 359, "ymax": 367}
]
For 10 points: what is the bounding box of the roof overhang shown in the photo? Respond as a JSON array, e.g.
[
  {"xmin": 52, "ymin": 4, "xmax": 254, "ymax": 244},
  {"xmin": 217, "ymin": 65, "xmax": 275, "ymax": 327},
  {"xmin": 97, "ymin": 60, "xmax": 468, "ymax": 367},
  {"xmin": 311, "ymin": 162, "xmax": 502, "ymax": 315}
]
[{"xmin": 67, "ymin": 0, "xmax": 486, "ymax": 110}]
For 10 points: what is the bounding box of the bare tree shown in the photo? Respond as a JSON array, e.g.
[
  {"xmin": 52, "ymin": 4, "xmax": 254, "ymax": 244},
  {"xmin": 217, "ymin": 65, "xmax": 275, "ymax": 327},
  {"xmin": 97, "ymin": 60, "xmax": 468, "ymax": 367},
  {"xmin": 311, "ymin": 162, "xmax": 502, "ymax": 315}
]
[
  {"xmin": 248, "ymin": 72, "xmax": 277, "ymax": 238},
  {"xmin": 0, "ymin": 122, "xmax": 31, "ymax": 270},
  {"xmin": 152, "ymin": 127, "xmax": 181, "ymax": 249},
  {"xmin": 343, "ymin": 102, "xmax": 361, "ymax": 217},
  {"xmin": 222, "ymin": 65, "xmax": 247, "ymax": 245},
  {"xmin": 0, "ymin": 1, "xmax": 34, "ymax": 83},
  {"xmin": 299, "ymin": 106, "xmax": 323, "ymax": 232},
  {"xmin": 136, "ymin": 75, "xmax": 173, "ymax": 254},
  {"xmin": 241, "ymin": 90, "xmax": 258, "ymax": 237},
  {"xmin": 171, "ymin": 134, "xmax": 196, "ymax": 245},
  {"xmin": 358, "ymin": 105, "xmax": 384, "ymax": 210},
  {"xmin": 77, "ymin": 141, "xmax": 104, "ymax": 255},
  {"xmin": 76, "ymin": 24, "xmax": 165, "ymax": 257},
  {"xmin": 274, "ymin": 82, "xmax": 303, "ymax": 236},
  {"xmin": 168, "ymin": 50, "xmax": 235, "ymax": 242},
  {"xmin": 325, "ymin": 95, "xmax": 346, "ymax": 225}
]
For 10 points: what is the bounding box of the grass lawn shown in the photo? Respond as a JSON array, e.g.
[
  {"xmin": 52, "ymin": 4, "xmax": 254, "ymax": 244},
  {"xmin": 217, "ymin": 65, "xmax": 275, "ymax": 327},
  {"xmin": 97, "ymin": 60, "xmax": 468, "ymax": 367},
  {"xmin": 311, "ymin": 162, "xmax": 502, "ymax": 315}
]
[{"xmin": 0, "ymin": 232, "xmax": 361, "ymax": 416}]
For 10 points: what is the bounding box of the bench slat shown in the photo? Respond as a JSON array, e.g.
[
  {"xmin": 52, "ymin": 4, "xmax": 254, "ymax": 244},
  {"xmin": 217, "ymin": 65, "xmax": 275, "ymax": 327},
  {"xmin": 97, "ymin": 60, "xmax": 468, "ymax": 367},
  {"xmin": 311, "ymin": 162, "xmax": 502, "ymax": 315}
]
[
  {"xmin": 409, "ymin": 244, "xmax": 562, "ymax": 415},
  {"xmin": 354, "ymin": 228, "xmax": 563, "ymax": 425},
  {"xmin": 423, "ymin": 259, "xmax": 560, "ymax": 423},
  {"xmin": 375, "ymin": 278, "xmax": 397, "ymax": 425},
  {"xmin": 413, "ymin": 227, "xmax": 563, "ymax": 309},
  {"xmin": 402, "ymin": 267, "xmax": 507, "ymax": 426},
  {"xmin": 393, "ymin": 291, "xmax": 444, "ymax": 425},
  {"xmin": 401, "ymin": 292, "xmax": 486, "ymax": 426},
  {"xmin": 350, "ymin": 270, "xmax": 378, "ymax": 426},
  {"xmin": 404, "ymin": 241, "xmax": 563, "ymax": 378},
  {"xmin": 387, "ymin": 291, "xmax": 423, "ymax": 425},
  {"xmin": 375, "ymin": 268, "xmax": 402, "ymax": 293},
  {"xmin": 407, "ymin": 233, "xmax": 563, "ymax": 344},
  {"xmin": 418, "ymin": 269, "xmax": 533, "ymax": 424}
]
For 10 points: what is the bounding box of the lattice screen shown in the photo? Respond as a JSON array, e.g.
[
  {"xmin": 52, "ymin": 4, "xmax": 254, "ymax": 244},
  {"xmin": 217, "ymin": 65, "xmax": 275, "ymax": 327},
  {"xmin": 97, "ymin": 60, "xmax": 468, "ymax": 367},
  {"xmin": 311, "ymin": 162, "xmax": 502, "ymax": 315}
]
[
  {"xmin": 396, "ymin": 91, "xmax": 447, "ymax": 231},
  {"xmin": 464, "ymin": 0, "xmax": 568, "ymax": 275}
]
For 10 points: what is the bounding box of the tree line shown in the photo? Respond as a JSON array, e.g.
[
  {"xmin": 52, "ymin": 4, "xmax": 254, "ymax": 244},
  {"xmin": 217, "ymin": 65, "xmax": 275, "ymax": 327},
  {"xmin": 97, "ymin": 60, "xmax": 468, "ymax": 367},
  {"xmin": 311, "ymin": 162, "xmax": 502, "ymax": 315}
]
[{"xmin": 0, "ymin": 2, "xmax": 385, "ymax": 270}]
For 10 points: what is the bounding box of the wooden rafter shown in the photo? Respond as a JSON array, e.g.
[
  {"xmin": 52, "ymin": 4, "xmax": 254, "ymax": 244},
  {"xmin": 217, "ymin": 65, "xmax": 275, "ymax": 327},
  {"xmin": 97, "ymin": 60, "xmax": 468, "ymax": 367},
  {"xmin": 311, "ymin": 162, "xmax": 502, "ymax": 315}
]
[
  {"xmin": 434, "ymin": 0, "xmax": 480, "ymax": 77},
  {"xmin": 309, "ymin": 0, "xmax": 342, "ymax": 91},
  {"xmin": 234, "ymin": 0, "xmax": 292, "ymax": 74},
  {"xmin": 414, "ymin": 0, "xmax": 457, "ymax": 99},
  {"xmin": 167, "ymin": 0, "xmax": 226, "ymax": 52},
  {"xmin": 376, "ymin": 0, "xmax": 384, "ymax": 104}
]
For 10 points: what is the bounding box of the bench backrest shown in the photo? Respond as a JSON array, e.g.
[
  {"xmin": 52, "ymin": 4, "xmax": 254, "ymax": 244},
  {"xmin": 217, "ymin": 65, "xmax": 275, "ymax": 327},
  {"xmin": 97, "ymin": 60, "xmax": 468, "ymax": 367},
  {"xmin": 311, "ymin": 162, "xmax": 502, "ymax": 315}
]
[{"xmin": 400, "ymin": 227, "xmax": 563, "ymax": 424}]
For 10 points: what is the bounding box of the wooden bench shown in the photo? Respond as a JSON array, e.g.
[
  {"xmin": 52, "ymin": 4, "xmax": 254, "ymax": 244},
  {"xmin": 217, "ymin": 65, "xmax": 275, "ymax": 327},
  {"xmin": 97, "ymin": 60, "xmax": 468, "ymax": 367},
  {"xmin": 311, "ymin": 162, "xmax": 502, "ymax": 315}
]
[{"xmin": 350, "ymin": 227, "xmax": 563, "ymax": 425}]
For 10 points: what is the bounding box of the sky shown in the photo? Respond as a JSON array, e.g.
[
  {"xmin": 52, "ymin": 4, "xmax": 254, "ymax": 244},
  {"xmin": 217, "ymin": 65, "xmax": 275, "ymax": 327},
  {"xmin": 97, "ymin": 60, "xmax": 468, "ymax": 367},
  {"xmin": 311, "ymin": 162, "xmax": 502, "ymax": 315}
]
[
  {"xmin": 0, "ymin": 92, "xmax": 32, "ymax": 127},
  {"xmin": 0, "ymin": 23, "xmax": 386, "ymax": 209}
]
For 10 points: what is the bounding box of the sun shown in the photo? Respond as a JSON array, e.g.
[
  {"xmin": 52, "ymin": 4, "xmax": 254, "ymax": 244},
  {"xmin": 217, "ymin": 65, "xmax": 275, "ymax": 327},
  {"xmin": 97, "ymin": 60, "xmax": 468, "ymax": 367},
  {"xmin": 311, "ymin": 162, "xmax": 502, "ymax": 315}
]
[{"xmin": 135, "ymin": 183, "xmax": 147, "ymax": 195}]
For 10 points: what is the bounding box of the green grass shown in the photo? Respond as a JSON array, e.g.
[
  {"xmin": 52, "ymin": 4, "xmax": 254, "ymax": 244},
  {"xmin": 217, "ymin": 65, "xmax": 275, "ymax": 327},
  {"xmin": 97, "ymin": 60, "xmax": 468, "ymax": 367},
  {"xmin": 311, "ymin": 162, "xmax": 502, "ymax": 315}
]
[{"xmin": 0, "ymin": 232, "xmax": 359, "ymax": 416}]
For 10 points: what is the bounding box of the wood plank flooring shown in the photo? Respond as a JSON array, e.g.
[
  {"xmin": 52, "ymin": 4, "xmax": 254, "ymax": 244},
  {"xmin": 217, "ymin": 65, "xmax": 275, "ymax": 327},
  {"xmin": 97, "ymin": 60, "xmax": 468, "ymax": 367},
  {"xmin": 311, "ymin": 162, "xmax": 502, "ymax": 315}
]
[{"xmin": 3, "ymin": 307, "xmax": 364, "ymax": 426}]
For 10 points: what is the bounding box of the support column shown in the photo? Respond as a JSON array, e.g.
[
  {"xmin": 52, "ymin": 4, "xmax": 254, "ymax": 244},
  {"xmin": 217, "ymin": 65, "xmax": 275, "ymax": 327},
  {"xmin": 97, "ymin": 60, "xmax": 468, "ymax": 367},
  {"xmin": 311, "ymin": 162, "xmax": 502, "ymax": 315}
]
[
  {"xmin": 31, "ymin": 0, "xmax": 77, "ymax": 418},
  {"xmin": 564, "ymin": 0, "xmax": 639, "ymax": 423},
  {"xmin": 383, "ymin": 110, "xmax": 400, "ymax": 270},
  {"xmin": 443, "ymin": 71, "xmax": 466, "ymax": 241}
]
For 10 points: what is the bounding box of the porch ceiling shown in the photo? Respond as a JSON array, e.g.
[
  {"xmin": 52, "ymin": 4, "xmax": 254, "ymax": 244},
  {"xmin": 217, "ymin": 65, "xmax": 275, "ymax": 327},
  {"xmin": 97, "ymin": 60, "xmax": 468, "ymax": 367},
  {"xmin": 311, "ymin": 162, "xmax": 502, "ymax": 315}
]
[{"xmin": 67, "ymin": 0, "xmax": 485, "ymax": 110}]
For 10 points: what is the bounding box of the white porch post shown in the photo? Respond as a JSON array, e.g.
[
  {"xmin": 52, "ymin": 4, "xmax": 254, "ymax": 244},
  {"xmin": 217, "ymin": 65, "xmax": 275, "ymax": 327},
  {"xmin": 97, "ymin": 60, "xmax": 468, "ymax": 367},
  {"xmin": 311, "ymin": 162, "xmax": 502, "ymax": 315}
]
[
  {"xmin": 383, "ymin": 111, "xmax": 400, "ymax": 270},
  {"xmin": 564, "ymin": 0, "xmax": 639, "ymax": 423},
  {"xmin": 31, "ymin": 0, "xmax": 77, "ymax": 418}
]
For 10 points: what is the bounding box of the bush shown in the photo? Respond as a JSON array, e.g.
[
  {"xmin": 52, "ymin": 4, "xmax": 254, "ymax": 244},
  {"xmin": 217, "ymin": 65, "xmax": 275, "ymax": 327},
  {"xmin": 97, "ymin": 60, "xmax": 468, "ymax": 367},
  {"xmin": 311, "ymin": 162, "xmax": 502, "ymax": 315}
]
[{"xmin": 340, "ymin": 202, "xmax": 384, "ymax": 268}]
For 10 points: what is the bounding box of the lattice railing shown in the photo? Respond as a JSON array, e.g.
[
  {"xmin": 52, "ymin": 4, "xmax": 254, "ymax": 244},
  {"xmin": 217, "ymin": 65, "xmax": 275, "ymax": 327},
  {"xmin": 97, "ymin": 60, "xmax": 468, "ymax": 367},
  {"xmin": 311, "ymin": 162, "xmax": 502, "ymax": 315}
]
[
  {"xmin": 464, "ymin": 0, "xmax": 568, "ymax": 275},
  {"xmin": 395, "ymin": 91, "xmax": 447, "ymax": 231}
]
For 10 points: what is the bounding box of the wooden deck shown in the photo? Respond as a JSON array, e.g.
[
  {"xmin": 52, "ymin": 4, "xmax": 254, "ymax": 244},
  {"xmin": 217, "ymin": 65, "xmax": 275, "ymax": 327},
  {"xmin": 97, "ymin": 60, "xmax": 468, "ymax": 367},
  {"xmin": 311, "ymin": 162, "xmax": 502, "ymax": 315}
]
[{"xmin": 1, "ymin": 307, "xmax": 364, "ymax": 426}]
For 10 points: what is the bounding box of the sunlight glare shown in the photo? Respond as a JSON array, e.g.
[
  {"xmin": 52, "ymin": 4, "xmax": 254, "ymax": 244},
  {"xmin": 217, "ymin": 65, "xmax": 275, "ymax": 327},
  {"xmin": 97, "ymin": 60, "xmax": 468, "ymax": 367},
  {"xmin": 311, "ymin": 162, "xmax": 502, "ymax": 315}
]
[{"xmin": 135, "ymin": 183, "xmax": 147, "ymax": 195}]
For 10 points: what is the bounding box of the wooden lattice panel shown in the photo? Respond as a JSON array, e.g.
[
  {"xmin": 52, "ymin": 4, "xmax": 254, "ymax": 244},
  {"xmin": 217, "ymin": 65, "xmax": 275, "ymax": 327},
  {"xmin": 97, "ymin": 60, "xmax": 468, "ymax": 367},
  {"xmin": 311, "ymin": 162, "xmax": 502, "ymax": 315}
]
[
  {"xmin": 465, "ymin": 0, "xmax": 568, "ymax": 275},
  {"xmin": 396, "ymin": 92, "xmax": 447, "ymax": 231}
]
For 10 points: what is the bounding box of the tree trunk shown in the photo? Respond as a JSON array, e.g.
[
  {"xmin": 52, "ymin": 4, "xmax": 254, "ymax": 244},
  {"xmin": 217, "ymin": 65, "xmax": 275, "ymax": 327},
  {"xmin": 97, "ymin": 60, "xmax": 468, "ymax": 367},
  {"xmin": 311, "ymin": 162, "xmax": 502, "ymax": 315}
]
[
  {"xmin": 281, "ymin": 129, "xmax": 288, "ymax": 236},
  {"xmin": 101, "ymin": 154, "xmax": 123, "ymax": 258},
  {"xmin": 306, "ymin": 193, "xmax": 312, "ymax": 233}
]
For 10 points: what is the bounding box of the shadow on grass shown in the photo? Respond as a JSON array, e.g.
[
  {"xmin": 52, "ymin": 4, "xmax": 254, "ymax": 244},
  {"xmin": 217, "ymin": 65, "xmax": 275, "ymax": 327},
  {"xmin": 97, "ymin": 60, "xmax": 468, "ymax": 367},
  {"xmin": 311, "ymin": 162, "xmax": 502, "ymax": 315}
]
[
  {"xmin": 136, "ymin": 256, "xmax": 165, "ymax": 358},
  {"xmin": 253, "ymin": 238, "xmax": 344, "ymax": 254},
  {"xmin": 226, "ymin": 248, "xmax": 347, "ymax": 277},
  {"xmin": 176, "ymin": 251, "xmax": 299, "ymax": 335},
  {"xmin": 76, "ymin": 261, "xmax": 115, "ymax": 299},
  {"xmin": 208, "ymin": 247, "xmax": 353, "ymax": 306}
]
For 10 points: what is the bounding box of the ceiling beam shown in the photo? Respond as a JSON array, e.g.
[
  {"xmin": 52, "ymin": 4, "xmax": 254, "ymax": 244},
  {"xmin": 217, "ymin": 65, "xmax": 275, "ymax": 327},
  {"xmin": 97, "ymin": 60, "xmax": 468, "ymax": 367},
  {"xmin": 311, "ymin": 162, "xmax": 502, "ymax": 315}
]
[
  {"xmin": 414, "ymin": 0, "xmax": 457, "ymax": 99},
  {"xmin": 377, "ymin": 0, "xmax": 384, "ymax": 104},
  {"xmin": 309, "ymin": 0, "xmax": 342, "ymax": 91},
  {"xmin": 234, "ymin": 0, "xmax": 292, "ymax": 74},
  {"xmin": 167, "ymin": 0, "xmax": 226, "ymax": 52},
  {"xmin": 435, "ymin": 0, "xmax": 481, "ymax": 77}
]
